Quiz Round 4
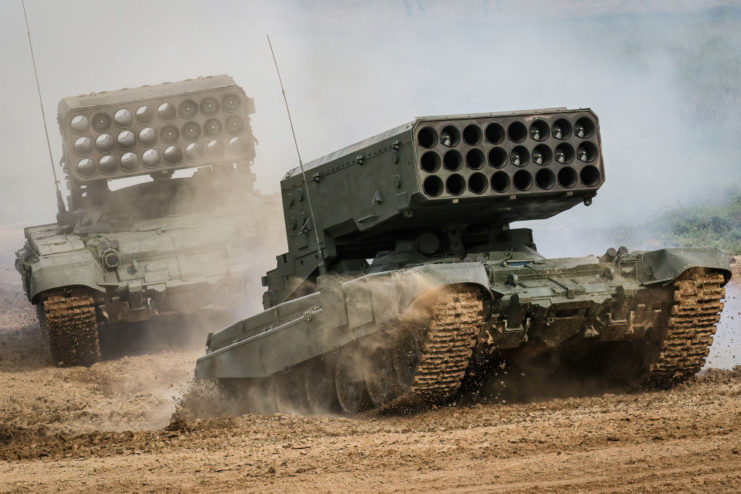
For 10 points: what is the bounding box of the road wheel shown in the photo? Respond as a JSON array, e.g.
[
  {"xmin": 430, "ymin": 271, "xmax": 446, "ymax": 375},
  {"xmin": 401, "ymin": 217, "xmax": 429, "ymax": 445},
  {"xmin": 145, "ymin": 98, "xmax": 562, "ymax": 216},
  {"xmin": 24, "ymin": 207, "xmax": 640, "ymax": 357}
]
[
  {"xmin": 335, "ymin": 347, "xmax": 373, "ymax": 415},
  {"xmin": 304, "ymin": 357, "xmax": 339, "ymax": 414}
]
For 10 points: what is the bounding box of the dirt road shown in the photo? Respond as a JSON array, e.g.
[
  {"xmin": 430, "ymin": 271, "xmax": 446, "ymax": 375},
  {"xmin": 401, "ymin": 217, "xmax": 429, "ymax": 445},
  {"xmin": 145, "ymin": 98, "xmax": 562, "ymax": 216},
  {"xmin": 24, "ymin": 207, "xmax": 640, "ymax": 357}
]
[{"xmin": 0, "ymin": 228, "xmax": 739, "ymax": 493}]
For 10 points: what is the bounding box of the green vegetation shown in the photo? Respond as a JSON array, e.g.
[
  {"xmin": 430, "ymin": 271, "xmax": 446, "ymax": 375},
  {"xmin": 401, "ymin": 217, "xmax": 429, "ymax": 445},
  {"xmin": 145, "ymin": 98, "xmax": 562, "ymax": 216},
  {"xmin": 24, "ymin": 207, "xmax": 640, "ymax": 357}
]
[{"xmin": 609, "ymin": 191, "xmax": 741, "ymax": 254}]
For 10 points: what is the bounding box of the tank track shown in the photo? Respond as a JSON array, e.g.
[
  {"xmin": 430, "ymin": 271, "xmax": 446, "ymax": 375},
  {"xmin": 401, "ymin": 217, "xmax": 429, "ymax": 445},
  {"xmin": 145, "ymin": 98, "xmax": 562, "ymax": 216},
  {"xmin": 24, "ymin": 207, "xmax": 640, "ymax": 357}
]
[
  {"xmin": 41, "ymin": 288, "xmax": 101, "ymax": 367},
  {"xmin": 647, "ymin": 270, "xmax": 725, "ymax": 385},
  {"xmin": 380, "ymin": 286, "xmax": 483, "ymax": 410}
]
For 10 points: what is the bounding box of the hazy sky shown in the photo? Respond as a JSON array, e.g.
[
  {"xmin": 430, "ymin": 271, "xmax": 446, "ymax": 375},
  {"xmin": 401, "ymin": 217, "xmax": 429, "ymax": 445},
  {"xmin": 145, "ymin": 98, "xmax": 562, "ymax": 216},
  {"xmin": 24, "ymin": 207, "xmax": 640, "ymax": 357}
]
[{"xmin": 1, "ymin": 0, "xmax": 740, "ymax": 256}]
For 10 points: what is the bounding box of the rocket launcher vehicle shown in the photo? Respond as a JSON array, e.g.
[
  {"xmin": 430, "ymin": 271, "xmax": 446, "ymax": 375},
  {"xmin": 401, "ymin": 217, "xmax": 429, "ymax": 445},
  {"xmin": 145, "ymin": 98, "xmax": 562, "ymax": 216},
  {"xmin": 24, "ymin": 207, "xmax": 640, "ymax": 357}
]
[{"xmin": 196, "ymin": 107, "xmax": 731, "ymax": 416}]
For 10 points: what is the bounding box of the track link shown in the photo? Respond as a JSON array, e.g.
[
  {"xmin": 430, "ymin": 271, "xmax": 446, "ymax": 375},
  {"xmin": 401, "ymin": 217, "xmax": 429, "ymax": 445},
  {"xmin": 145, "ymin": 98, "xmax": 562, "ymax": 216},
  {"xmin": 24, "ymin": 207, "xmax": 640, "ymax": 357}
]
[
  {"xmin": 41, "ymin": 288, "xmax": 101, "ymax": 367},
  {"xmin": 648, "ymin": 270, "xmax": 726, "ymax": 385},
  {"xmin": 382, "ymin": 286, "xmax": 483, "ymax": 410}
]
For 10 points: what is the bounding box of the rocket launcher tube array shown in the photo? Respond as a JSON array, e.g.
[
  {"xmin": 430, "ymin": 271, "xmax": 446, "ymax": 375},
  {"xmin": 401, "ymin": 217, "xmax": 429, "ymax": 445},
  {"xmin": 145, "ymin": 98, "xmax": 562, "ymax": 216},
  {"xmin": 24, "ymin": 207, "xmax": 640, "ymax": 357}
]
[
  {"xmin": 279, "ymin": 108, "xmax": 604, "ymax": 256},
  {"xmin": 57, "ymin": 75, "xmax": 256, "ymax": 183}
]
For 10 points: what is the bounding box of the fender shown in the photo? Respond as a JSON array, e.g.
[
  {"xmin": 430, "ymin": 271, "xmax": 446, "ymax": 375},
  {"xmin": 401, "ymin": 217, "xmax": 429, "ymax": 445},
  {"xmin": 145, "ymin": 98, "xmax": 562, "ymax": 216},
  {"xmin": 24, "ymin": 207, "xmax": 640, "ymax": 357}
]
[
  {"xmin": 342, "ymin": 261, "xmax": 491, "ymax": 328},
  {"xmin": 196, "ymin": 262, "xmax": 490, "ymax": 379},
  {"xmin": 638, "ymin": 247, "xmax": 732, "ymax": 286},
  {"xmin": 27, "ymin": 249, "xmax": 105, "ymax": 302}
]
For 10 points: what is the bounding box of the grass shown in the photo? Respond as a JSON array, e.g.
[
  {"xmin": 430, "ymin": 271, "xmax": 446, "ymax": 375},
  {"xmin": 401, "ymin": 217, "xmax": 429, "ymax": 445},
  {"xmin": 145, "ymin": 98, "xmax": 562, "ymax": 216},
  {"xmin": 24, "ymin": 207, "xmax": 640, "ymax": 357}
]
[{"xmin": 608, "ymin": 190, "xmax": 741, "ymax": 255}]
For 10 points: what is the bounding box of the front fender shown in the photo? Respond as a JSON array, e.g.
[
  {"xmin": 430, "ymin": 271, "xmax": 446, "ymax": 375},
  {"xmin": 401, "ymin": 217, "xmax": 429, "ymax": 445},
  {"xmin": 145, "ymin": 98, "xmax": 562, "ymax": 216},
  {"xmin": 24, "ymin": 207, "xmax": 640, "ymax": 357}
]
[
  {"xmin": 28, "ymin": 249, "xmax": 105, "ymax": 301},
  {"xmin": 342, "ymin": 261, "xmax": 491, "ymax": 328},
  {"xmin": 638, "ymin": 247, "xmax": 732, "ymax": 286}
]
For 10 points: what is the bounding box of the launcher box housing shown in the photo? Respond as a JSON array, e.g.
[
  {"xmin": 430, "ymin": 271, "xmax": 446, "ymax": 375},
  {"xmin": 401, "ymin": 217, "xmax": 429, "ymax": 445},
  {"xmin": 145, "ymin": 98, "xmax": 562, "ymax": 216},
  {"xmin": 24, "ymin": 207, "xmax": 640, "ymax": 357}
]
[{"xmin": 264, "ymin": 108, "xmax": 605, "ymax": 306}]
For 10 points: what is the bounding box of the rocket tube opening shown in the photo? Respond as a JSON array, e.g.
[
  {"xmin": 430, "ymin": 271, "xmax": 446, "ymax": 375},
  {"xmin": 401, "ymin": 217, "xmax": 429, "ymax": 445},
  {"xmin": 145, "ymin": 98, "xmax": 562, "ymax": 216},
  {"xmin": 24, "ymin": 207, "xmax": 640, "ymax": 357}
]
[
  {"xmin": 532, "ymin": 144, "xmax": 552, "ymax": 165},
  {"xmin": 555, "ymin": 143, "xmax": 574, "ymax": 164},
  {"xmin": 465, "ymin": 149, "xmax": 485, "ymax": 169},
  {"xmin": 535, "ymin": 168, "xmax": 556, "ymax": 190},
  {"xmin": 577, "ymin": 141, "xmax": 598, "ymax": 162},
  {"xmin": 440, "ymin": 126, "xmax": 460, "ymax": 147},
  {"xmin": 161, "ymin": 125, "xmax": 180, "ymax": 143},
  {"xmin": 443, "ymin": 150, "xmax": 462, "ymax": 171},
  {"xmin": 491, "ymin": 171, "xmax": 510, "ymax": 192},
  {"xmin": 575, "ymin": 117, "xmax": 595, "ymax": 138},
  {"xmin": 179, "ymin": 100, "xmax": 198, "ymax": 119},
  {"xmin": 182, "ymin": 122, "xmax": 201, "ymax": 141},
  {"xmin": 488, "ymin": 147, "xmax": 507, "ymax": 168},
  {"xmin": 135, "ymin": 105, "xmax": 154, "ymax": 124},
  {"xmin": 204, "ymin": 118, "xmax": 222, "ymax": 137},
  {"xmin": 508, "ymin": 121, "xmax": 527, "ymax": 142},
  {"xmin": 420, "ymin": 151, "xmax": 441, "ymax": 173},
  {"xmin": 557, "ymin": 166, "xmax": 578, "ymax": 188},
  {"xmin": 157, "ymin": 103, "xmax": 176, "ymax": 120},
  {"xmin": 423, "ymin": 175, "xmax": 444, "ymax": 197},
  {"xmin": 552, "ymin": 118, "xmax": 572, "ymax": 140},
  {"xmin": 529, "ymin": 120, "xmax": 549, "ymax": 141},
  {"xmin": 446, "ymin": 174, "xmax": 466, "ymax": 196},
  {"xmin": 510, "ymin": 146, "xmax": 529, "ymax": 167},
  {"xmin": 222, "ymin": 93, "xmax": 241, "ymax": 112},
  {"xmin": 468, "ymin": 172, "xmax": 488, "ymax": 194},
  {"xmin": 513, "ymin": 170, "xmax": 533, "ymax": 191},
  {"xmin": 580, "ymin": 165, "xmax": 601, "ymax": 186},
  {"xmin": 485, "ymin": 122, "xmax": 505, "ymax": 144},
  {"xmin": 463, "ymin": 124, "xmax": 482, "ymax": 145},
  {"xmin": 92, "ymin": 112, "xmax": 111, "ymax": 132},
  {"xmin": 200, "ymin": 97, "xmax": 220, "ymax": 115},
  {"xmin": 417, "ymin": 127, "xmax": 438, "ymax": 148},
  {"xmin": 139, "ymin": 127, "xmax": 157, "ymax": 147}
]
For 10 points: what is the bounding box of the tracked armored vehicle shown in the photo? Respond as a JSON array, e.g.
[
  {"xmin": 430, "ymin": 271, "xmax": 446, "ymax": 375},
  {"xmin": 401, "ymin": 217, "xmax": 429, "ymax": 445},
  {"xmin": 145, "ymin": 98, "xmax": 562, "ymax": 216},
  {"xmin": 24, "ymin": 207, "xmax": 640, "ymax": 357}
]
[
  {"xmin": 16, "ymin": 75, "xmax": 281, "ymax": 366},
  {"xmin": 195, "ymin": 108, "xmax": 732, "ymax": 414}
]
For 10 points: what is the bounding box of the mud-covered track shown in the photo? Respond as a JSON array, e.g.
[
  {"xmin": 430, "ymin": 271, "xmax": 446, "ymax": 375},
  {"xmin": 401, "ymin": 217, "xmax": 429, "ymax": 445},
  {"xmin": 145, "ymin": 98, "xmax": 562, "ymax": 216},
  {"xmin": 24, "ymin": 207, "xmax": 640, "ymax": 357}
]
[
  {"xmin": 380, "ymin": 286, "xmax": 483, "ymax": 410},
  {"xmin": 42, "ymin": 288, "xmax": 101, "ymax": 367},
  {"xmin": 648, "ymin": 270, "xmax": 726, "ymax": 385}
]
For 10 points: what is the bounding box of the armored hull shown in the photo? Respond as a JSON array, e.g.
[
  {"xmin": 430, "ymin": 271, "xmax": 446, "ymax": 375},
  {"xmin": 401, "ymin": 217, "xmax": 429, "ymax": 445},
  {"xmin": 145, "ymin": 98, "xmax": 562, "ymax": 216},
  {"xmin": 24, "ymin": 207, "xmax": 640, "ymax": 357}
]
[
  {"xmin": 196, "ymin": 246, "xmax": 730, "ymax": 414},
  {"xmin": 194, "ymin": 108, "xmax": 732, "ymax": 414}
]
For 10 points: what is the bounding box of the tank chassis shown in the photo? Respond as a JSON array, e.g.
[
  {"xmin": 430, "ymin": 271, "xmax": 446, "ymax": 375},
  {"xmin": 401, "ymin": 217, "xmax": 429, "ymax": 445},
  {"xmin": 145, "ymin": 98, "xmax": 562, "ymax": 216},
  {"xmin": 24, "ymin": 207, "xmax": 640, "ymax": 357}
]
[
  {"xmin": 195, "ymin": 108, "xmax": 732, "ymax": 414},
  {"xmin": 16, "ymin": 75, "xmax": 279, "ymax": 366}
]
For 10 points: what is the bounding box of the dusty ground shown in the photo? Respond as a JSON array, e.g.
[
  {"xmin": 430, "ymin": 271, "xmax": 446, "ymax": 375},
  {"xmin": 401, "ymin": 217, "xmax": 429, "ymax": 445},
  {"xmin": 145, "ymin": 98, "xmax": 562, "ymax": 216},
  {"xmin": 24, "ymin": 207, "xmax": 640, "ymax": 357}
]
[{"xmin": 0, "ymin": 227, "xmax": 739, "ymax": 493}]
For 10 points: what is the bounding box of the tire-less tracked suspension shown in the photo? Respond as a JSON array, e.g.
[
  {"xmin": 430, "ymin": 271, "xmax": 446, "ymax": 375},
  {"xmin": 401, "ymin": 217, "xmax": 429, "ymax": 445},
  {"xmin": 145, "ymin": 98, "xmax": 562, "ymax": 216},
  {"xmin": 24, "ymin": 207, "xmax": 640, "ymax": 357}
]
[
  {"xmin": 221, "ymin": 270, "xmax": 727, "ymax": 415},
  {"xmin": 40, "ymin": 288, "xmax": 101, "ymax": 367},
  {"xmin": 372, "ymin": 286, "xmax": 483, "ymax": 411},
  {"xmin": 646, "ymin": 270, "xmax": 726, "ymax": 385},
  {"xmin": 219, "ymin": 285, "xmax": 485, "ymax": 415}
]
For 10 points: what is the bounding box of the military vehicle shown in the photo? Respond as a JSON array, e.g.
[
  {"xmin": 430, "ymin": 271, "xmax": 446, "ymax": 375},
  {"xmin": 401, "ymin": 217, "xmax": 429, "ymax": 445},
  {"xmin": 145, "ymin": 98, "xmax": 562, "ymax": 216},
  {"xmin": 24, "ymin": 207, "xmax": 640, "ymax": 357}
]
[
  {"xmin": 194, "ymin": 108, "xmax": 732, "ymax": 414},
  {"xmin": 16, "ymin": 75, "xmax": 281, "ymax": 367}
]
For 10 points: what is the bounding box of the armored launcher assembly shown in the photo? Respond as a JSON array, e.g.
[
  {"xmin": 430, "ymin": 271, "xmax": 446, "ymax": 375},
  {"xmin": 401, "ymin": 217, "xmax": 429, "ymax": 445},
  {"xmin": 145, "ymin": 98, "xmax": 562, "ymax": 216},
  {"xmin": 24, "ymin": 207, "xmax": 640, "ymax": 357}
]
[
  {"xmin": 16, "ymin": 76, "xmax": 281, "ymax": 366},
  {"xmin": 195, "ymin": 108, "xmax": 732, "ymax": 414}
]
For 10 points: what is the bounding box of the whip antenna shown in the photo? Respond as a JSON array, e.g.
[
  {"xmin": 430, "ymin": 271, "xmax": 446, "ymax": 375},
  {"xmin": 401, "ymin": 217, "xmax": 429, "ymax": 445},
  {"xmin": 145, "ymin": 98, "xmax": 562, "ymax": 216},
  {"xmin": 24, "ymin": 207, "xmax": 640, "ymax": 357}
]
[
  {"xmin": 21, "ymin": 0, "xmax": 66, "ymax": 215},
  {"xmin": 267, "ymin": 35, "xmax": 326, "ymax": 274}
]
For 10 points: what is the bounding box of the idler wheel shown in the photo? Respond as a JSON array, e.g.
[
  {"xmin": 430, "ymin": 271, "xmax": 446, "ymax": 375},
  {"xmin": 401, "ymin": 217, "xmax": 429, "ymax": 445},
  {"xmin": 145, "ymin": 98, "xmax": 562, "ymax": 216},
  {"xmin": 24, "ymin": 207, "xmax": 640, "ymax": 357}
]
[
  {"xmin": 391, "ymin": 328, "xmax": 422, "ymax": 392},
  {"xmin": 335, "ymin": 349, "xmax": 373, "ymax": 414},
  {"xmin": 365, "ymin": 345, "xmax": 403, "ymax": 408},
  {"xmin": 304, "ymin": 357, "xmax": 339, "ymax": 414}
]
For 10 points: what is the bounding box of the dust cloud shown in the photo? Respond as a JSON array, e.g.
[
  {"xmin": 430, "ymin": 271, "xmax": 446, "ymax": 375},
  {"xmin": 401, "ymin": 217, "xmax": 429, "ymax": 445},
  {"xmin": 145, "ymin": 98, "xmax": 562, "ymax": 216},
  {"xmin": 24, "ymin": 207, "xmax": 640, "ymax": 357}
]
[{"xmin": 0, "ymin": 0, "xmax": 739, "ymax": 431}]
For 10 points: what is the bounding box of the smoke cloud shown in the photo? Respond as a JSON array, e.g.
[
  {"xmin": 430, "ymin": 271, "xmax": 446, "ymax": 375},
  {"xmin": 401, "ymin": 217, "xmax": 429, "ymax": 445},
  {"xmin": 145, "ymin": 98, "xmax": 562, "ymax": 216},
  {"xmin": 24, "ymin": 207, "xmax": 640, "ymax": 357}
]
[{"xmin": 1, "ymin": 1, "xmax": 739, "ymax": 237}]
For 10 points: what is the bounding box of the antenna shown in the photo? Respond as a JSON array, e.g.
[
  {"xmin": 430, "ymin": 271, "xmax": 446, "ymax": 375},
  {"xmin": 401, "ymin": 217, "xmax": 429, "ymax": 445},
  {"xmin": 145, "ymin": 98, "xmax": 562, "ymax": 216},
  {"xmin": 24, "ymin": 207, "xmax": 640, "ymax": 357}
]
[
  {"xmin": 21, "ymin": 0, "xmax": 66, "ymax": 216},
  {"xmin": 267, "ymin": 35, "xmax": 326, "ymax": 275}
]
